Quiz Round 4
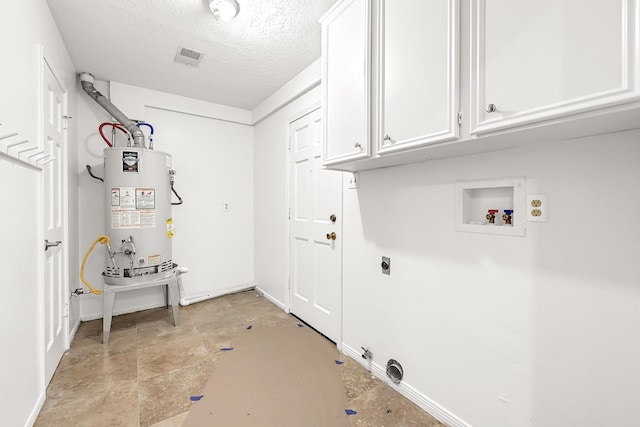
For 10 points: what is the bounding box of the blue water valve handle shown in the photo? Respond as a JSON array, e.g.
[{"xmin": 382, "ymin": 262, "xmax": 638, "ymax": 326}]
[{"xmin": 504, "ymin": 210, "xmax": 513, "ymax": 215}]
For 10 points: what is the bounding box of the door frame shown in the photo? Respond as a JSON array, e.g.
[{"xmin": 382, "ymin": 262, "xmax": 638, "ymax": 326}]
[
  {"xmin": 40, "ymin": 50, "xmax": 70, "ymax": 371},
  {"xmin": 285, "ymin": 101, "xmax": 344, "ymax": 350}
]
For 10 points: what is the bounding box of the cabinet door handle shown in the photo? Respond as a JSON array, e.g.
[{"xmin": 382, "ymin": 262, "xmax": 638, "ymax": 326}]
[
  {"xmin": 383, "ymin": 134, "xmax": 392, "ymax": 142},
  {"xmin": 354, "ymin": 142, "xmax": 362, "ymax": 149},
  {"xmin": 486, "ymin": 103, "xmax": 497, "ymax": 113}
]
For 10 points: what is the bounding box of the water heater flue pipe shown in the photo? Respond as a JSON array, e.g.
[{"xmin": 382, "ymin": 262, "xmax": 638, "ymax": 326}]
[{"xmin": 80, "ymin": 72, "xmax": 145, "ymax": 148}]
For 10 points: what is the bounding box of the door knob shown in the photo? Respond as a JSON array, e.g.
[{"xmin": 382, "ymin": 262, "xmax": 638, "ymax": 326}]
[
  {"xmin": 45, "ymin": 239, "xmax": 62, "ymax": 250},
  {"xmin": 486, "ymin": 103, "xmax": 497, "ymax": 113},
  {"xmin": 326, "ymin": 232, "xmax": 337, "ymax": 241},
  {"xmin": 329, "ymin": 214, "xmax": 336, "ymax": 222}
]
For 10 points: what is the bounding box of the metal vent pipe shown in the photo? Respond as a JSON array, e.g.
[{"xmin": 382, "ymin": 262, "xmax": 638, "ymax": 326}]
[{"xmin": 80, "ymin": 72, "xmax": 145, "ymax": 148}]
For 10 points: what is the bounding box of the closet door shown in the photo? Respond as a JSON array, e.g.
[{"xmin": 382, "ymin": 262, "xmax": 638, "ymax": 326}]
[
  {"xmin": 377, "ymin": 0, "xmax": 459, "ymax": 155},
  {"xmin": 471, "ymin": 0, "xmax": 640, "ymax": 134},
  {"xmin": 321, "ymin": 0, "xmax": 372, "ymax": 166}
]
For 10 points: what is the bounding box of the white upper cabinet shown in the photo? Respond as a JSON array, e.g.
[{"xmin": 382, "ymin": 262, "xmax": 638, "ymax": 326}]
[
  {"xmin": 377, "ymin": 0, "xmax": 459, "ymax": 154},
  {"xmin": 321, "ymin": 0, "xmax": 640, "ymax": 171},
  {"xmin": 471, "ymin": 0, "xmax": 640, "ymax": 134},
  {"xmin": 321, "ymin": 0, "xmax": 372, "ymax": 165}
]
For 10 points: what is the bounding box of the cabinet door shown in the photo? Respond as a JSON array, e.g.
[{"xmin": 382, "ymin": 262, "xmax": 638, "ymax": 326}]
[
  {"xmin": 321, "ymin": 0, "xmax": 372, "ymax": 165},
  {"xmin": 377, "ymin": 0, "xmax": 459, "ymax": 155},
  {"xmin": 471, "ymin": 0, "xmax": 640, "ymax": 134}
]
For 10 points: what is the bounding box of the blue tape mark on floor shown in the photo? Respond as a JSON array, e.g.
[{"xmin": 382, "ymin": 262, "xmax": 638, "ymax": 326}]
[
  {"xmin": 335, "ymin": 360, "xmax": 344, "ymax": 365},
  {"xmin": 220, "ymin": 347, "xmax": 234, "ymax": 351},
  {"xmin": 297, "ymin": 323, "xmax": 304, "ymax": 328},
  {"xmin": 345, "ymin": 409, "xmax": 357, "ymax": 415},
  {"xmin": 247, "ymin": 325, "xmax": 253, "ymax": 330},
  {"xmin": 190, "ymin": 395, "xmax": 204, "ymax": 401}
]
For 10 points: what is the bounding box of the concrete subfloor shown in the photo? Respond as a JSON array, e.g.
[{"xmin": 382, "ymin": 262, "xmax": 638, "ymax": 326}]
[{"xmin": 35, "ymin": 290, "xmax": 445, "ymax": 427}]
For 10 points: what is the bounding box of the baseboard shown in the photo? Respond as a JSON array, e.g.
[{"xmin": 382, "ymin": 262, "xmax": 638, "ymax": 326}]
[
  {"xmin": 255, "ymin": 286, "xmax": 287, "ymax": 312},
  {"xmin": 68, "ymin": 318, "xmax": 81, "ymax": 345},
  {"xmin": 341, "ymin": 343, "xmax": 472, "ymax": 427},
  {"xmin": 179, "ymin": 283, "xmax": 257, "ymax": 306},
  {"xmin": 79, "ymin": 283, "xmax": 258, "ymax": 321},
  {"xmin": 26, "ymin": 391, "xmax": 45, "ymax": 427}
]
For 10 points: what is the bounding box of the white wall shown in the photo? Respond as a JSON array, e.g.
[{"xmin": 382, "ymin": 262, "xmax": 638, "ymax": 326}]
[
  {"xmin": 77, "ymin": 83, "xmax": 254, "ymax": 319},
  {"xmin": 253, "ymin": 84, "xmax": 322, "ymax": 307},
  {"xmin": 0, "ymin": 161, "xmax": 42, "ymax": 426},
  {"xmin": 341, "ymin": 130, "xmax": 640, "ymax": 427},
  {"xmin": 0, "ymin": 0, "xmax": 77, "ymax": 425},
  {"xmin": 146, "ymin": 107, "xmax": 254, "ymax": 300}
]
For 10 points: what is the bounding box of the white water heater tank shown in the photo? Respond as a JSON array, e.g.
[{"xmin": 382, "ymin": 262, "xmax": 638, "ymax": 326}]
[{"xmin": 103, "ymin": 146, "xmax": 174, "ymax": 284}]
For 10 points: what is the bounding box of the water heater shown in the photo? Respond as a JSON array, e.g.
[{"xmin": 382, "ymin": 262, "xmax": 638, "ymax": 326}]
[
  {"xmin": 78, "ymin": 72, "xmax": 186, "ymax": 344},
  {"xmin": 103, "ymin": 147, "xmax": 175, "ymax": 284},
  {"xmin": 79, "ymin": 72, "xmax": 183, "ymax": 289}
]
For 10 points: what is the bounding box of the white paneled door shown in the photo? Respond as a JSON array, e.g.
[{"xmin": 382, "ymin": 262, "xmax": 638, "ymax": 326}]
[
  {"xmin": 43, "ymin": 58, "xmax": 68, "ymax": 386},
  {"xmin": 289, "ymin": 107, "xmax": 343, "ymax": 343}
]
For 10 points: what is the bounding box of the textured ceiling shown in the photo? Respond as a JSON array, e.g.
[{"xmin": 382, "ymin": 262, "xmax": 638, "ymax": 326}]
[{"xmin": 46, "ymin": 0, "xmax": 338, "ymax": 109}]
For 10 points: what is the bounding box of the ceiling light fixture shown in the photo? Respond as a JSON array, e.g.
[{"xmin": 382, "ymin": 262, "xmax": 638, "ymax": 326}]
[{"xmin": 209, "ymin": 0, "xmax": 239, "ymax": 22}]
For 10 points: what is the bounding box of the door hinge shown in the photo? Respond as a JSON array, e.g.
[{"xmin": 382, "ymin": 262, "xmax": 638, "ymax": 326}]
[
  {"xmin": 63, "ymin": 115, "xmax": 72, "ymax": 130},
  {"xmin": 457, "ymin": 112, "xmax": 463, "ymax": 126},
  {"xmin": 288, "ymin": 207, "xmax": 291, "ymax": 220}
]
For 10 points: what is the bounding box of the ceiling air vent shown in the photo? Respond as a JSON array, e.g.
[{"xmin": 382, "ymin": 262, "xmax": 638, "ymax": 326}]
[{"xmin": 174, "ymin": 46, "xmax": 203, "ymax": 67}]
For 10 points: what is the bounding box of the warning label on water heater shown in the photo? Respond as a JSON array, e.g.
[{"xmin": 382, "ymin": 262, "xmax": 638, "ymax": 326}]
[
  {"xmin": 136, "ymin": 188, "xmax": 155, "ymax": 209},
  {"xmin": 166, "ymin": 218, "xmax": 174, "ymax": 238},
  {"xmin": 110, "ymin": 186, "xmax": 156, "ymax": 229},
  {"xmin": 112, "ymin": 187, "xmax": 136, "ymax": 208}
]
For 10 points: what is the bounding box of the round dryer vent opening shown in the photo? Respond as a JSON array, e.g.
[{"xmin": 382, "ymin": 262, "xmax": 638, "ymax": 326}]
[{"xmin": 386, "ymin": 359, "xmax": 404, "ymax": 385}]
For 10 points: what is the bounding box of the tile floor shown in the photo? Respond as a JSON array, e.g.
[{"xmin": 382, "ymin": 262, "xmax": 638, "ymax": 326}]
[{"xmin": 35, "ymin": 290, "xmax": 445, "ymax": 427}]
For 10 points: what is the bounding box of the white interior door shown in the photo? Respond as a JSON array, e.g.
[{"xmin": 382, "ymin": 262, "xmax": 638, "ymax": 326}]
[
  {"xmin": 43, "ymin": 58, "xmax": 68, "ymax": 386},
  {"xmin": 289, "ymin": 107, "xmax": 343, "ymax": 343}
]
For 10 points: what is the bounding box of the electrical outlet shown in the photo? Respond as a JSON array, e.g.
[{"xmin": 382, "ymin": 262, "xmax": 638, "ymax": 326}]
[
  {"xmin": 223, "ymin": 201, "xmax": 230, "ymax": 211},
  {"xmin": 526, "ymin": 194, "xmax": 547, "ymax": 222}
]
